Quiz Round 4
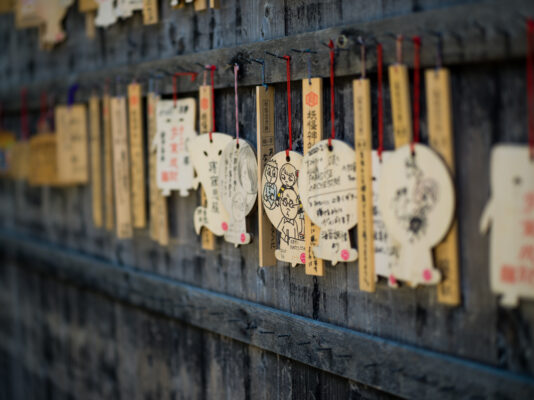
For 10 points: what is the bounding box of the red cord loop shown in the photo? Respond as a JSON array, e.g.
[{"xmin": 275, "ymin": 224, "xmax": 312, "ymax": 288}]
[
  {"xmin": 328, "ymin": 39, "xmax": 335, "ymax": 149},
  {"xmin": 172, "ymin": 72, "xmax": 198, "ymax": 109},
  {"xmin": 283, "ymin": 55, "xmax": 292, "ymax": 159},
  {"xmin": 527, "ymin": 18, "xmax": 534, "ymax": 160},
  {"xmin": 377, "ymin": 43, "xmax": 384, "ymax": 161},
  {"xmin": 411, "ymin": 36, "xmax": 421, "ymax": 154},
  {"xmin": 208, "ymin": 65, "xmax": 217, "ymax": 142}
]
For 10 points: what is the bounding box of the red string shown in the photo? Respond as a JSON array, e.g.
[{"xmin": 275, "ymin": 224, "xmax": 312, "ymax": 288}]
[
  {"xmin": 283, "ymin": 55, "xmax": 292, "ymax": 158},
  {"xmin": 527, "ymin": 18, "xmax": 534, "ymax": 160},
  {"xmin": 208, "ymin": 65, "xmax": 217, "ymax": 142},
  {"xmin": 411, "ymin": 36, "xmax": 421, "ymax": 154},
  {"xmin": 328, "ymin": 40, "xmax": 335, "ymax": 148},
  {"xmin": 21, "ymin": 88, "xmax": 28, "ymax": 141},
  {"xmin": 377, "ymin": 43, "xmax": 384, "ymax": 161},
  {"xmin": 172, "ymin": 72, "xmax": 198, "ymax": 109}
]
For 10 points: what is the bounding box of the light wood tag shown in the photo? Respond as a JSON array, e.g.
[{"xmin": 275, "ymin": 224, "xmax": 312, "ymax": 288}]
[
  {"xmin": 302, "ymin": 78, "xmax": 325, "ymax": 276},
  {"xmin": 218, "ymin": 138, "xmax": 258, "ymax": 246},
  {"xmin": 0, "ymin": 131, "xmax": 15, "ymax": 176},
  {"xmin": 95, "ymin": 0, "xmax": 117, "ymax": 27},
  {"xmin": 55, "ymin": 104, "xmax": 88, "ymax": 185},
  {"xmin": 85, "ymin": 11, "xmax": 96, "ymax": 39},
  {"xmin": 480, "ymin": 145, "xmax": 534, "ymax": 308},
  {"xmin": 0, "ymin": 0, "xmax": 15, "ymax": 14},
  {"xmin": 261, "ymin": 150, "xmax": 305, "ymax": 267},
  {"xmin": 190, "ymin": 132, "xmax": 232, "ymax": 237},
  {"xmin": 36, "ymin": 0, "xmax": 72, "ymax": 46},
  {"xmin": 9, "ymin": 141, "xmax": 30, "ymax": 180},
  {"xmin": 371, "ymin": 151, "xmax": 400, "ymax": 287},
  {"xmin": 194, "ymin": 0, "xmax": 207, "ymax": 11},
  {"xmin": 28, "ymin": 132, "xmax": 58, "ymax": 186},
  {"xmin": 388, "ymin": 64, "xmax": 412, "ymax": 148},
  {"xmin": 79, "ymin": 0, "xmax": 97, "ymax": 12},
  {"xmin": 110, "ymin": 97, "xmax": 133, "ymax": 239},
  {"xmin": 300, "ymin": 139, "xmax": 358, "ymax": 265},
  {"xmin": 209, "ymin": 0, "xmax": 219, "ymax": 8},
  {"xmin": 155, "ymin": 98, "xmax": 197, "ymax": 197},
  {"xmin": 256, "ymin": 86, "xmax": 277, "ymax": 266},
  {"xmin": 199, "ymin": 85, "xmax": 216, "ymax": 250},
  {"xmin": 89, "ymin": 96, "xmax": 103, "ymax": 228},
  {"xmin": 127, "ymin": 83, "xmax": 146, "ymax": 228},
  {"xmin": 378, "ymin": 144, "xmax": 454, "ymax": 286},
  {"xmin": 426, "ymin": 68, "xmax": 460, "ymax": 305},
  {"xmin": 353, "ymin": 78, "xmax": 375, "ymax": 292},
  {"xmin": 103, "ymin": 94, "xmax": 115, "ymax": 231},
  {"xmin": 142, "ymin": 0, "xmax": 158, "ymax": 24},
  {"xmin": 15, "ymin": 0, "xmax": 41, "ymax": 28}
]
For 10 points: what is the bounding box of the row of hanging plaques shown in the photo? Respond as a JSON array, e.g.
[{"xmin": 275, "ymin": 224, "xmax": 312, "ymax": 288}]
[{"xmin": 1, "ymin": 49, "xmax": 533, "ymax": 311}]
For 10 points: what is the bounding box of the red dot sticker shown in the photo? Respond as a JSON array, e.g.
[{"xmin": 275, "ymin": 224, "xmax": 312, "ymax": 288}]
[
  {"xmin": 300, "ymin": 253, "xmax": 306, "ymax": 264},
  {"xmin": 240, "ymin": 233, "xmax": 246, "ymax": 243},
  {"xmin": 389, "ymin": 275, "xmax": 397, "ymax": 286},
  {"xmin": 222, "ymin": 222, "xmax": 228, "ymax": 231},
  {"xmin": 423, "ymin": 269, "xmax": 432, "ymax": 282},
  {"xmin": 341, "ymin": 249, "xmax": 349, "ymax": 261}
]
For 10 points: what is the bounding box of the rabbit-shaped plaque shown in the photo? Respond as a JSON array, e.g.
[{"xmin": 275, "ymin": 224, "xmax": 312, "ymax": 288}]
[
  {"xmin": 95, "ymin": 0, "xmax": 117, "ymax": 27},
  {"xmin": 190, "ymin": 132, "xmax": 233, "ymax": 237},
  {"xmin": 378, "ymin": 144, "xmax": 454, "ymax": 286},
  {"xmin": 480, "ymin": 145, "xmax": 534, "ymax": 307},
  {"xmin": 218, "ymin": 139, "xmax": 258, "ymax": 247},
  {"xmin": 299, "ymin": 139, "xmax": 358, "ymax": 265},
  {"xmin": 261, "ymin": 150, "xmax": 305, "ymax": 267}
]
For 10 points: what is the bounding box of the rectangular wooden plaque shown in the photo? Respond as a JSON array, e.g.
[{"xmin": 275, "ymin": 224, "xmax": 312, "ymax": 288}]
[
  {"xmin": 103, "ymin": 94, "xmax": 115, "ymax": 231},
  {"xmin": 426, "ymin": 68, "xmax": 460, "ymax": 306},
  {"xmin": 89, "ymin": 96, "xmax": 103, "ymax": 227},
  {"xmin": 55, "ymin": 104, "xmax": 89, "ymax": 185},
  {"xmin": 353, "ymin": 78, "xmax": 376, "ymax": 292},
  {"xmin": 128, "ymin": 83, "xmax": 146, "ymax": 228},
  {"xmin": 78, "ymin": 0, "xmax": 97, "ymax": 12},
  {"xmin": 142, "ymin": 0, "xmax": 158, "ymax": 24},
  {"xmin": 256, "ymin": 85, "xmax": 277, "ymax": 267},
  {"xmin": 388, "ymin": 64, "xmax": 412, "ymax": 148},
  {"xmin": 110, "ymin": 97, "xmax": 133, "ymax": 239},
  {"xmin": 302, "ymin": 78, "xmax": 324, "ymax": 276},
  {"xmin": 28, "ymin": 133, "xmax": 58, "ymax": 186}
]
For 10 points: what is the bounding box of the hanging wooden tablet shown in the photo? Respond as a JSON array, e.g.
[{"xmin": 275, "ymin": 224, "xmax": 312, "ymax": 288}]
[
  {"xmin": 353, "ymin": 77, "xmax": 375, "ymax": 291},
  {"xmin": 199, "ymin": 84, "xmax": 216, "ymax": 250},
  {"xmin": 372, "ymin": 151, "xmax": 400, "ymax": 287},
  {"xmin": 9, "ymin": 141, "xmax": 30, "ymax": 180},
  {"xmin": 127, "ymin": 83, "xmax": 146, "ymax": 228},
  {"xmin": 0, "ymin": 131, "xmax": 15, "ymax": 177},
  {"xmin": 95, "ymin": 0, "xmax": 117, "ymax": 27},
  {"xmin": 110, "ymin": 97, "xmax": 133, "ymax": 239},
  {"xmin": 194, "ymin": 0, "xmax": 207, "ymax": 11},
  {"xmin": 85, "ymin": 12, "xmax": 96, "ymax": 38},
  {"xmin": 103, "ymin": 94, "xmax": 115, "ymax": 231},
  {"xmin": 148, "ymin": 93, "xmax": 169, "ymax": 245},
  {"xmin": 426, "ymin": 67, "xmax": 460, "ymax": 305},
  {"xmin": 302, "ymin": 78, "xmax": 324, "ymax": 276},
  {"xmin": 154, "ymin": 98, "xmax": 197, "ymax": 197},
  {"xmin": 378, "ymin": 144, "xmax": 454, "ymax": 285},
  {"xmin": 389, "ymin": 64, "xmax": 412, "ymax": 148},
  {"xmin": 142, "ymin": 0, "xmax": 158, "ymax": 24},
  {"xmin": 28, "ymin": 133, "xmax": 58, "ymax": 186},
  {"xmin": 300, "ymin": 140, "xmax": 358, "ymax": 266},
  {"xmin": 55, "ymin": 104, "xmax": 88, "ymax": 185},
  {"xmin": 89, "ymin": 95, "xmax": 103, "ymax": 228},
  {"xmin": 36, "ymin": 0, "xmax": 72, "ymax": 46},
  {"xmin": 261, "ymin": 151, "xmax": 305, "ymax": 267},
  {"xmin": 480, "ymin": 145, "xmax": 534, "ymax": 307},
  {"xmin": 79, "ymin": 0, "xmax": 97, "ymax": 12},
  {"xmin": 15, "ymin": 0, "xmax": 41, "ymax": 28},
  {"xmin": 256, "ymin": 86, "xmax": 277, "ymax": 266},
  {"xmin": 190, "ymin": 132, "xmax": 232, "ymax": 237},
  {"xmin": 218, "ymin": 139, "xmax": 258, "ymax": 246}
]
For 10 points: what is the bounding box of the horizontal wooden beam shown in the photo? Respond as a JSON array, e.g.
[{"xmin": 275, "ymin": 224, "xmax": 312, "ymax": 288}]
[
  {"xmin": 1, "ymin": 0, "xmax": 533, "ymax": 112},
  {"xmin": 1, "ymin": 229, "xmax": 533, "ymax": 399}
]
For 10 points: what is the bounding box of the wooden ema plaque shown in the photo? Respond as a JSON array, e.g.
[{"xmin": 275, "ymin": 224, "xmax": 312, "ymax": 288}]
[
  {"xmin": 142, "ymin": 0, "xmax": 158, "ymax": 24},
  {"xmin": 426, "ymin": 68, "xmax": 460, "ymax": 305},
  {"xmin": 89, "ymin": 96, "xmax": 103, "ymax": 227},
  {"xmin": 36, "ymin": 0, "xmax": 72, "ymax": 46},
  {"xmin": 128, "ymin": 83, "xmax": 146, "ymax": 228},
  {"xmin": 388, "ymin": 64, "xmax": 412, "ymax": 148},
  {"xmin": 256, "ymin": 86, "xmax": 277, "ymax": 267},
  {"xmin": 55, "ymin": 104, "xmax": 88, "ymax": 185},
  {"xmin": 302, "ymin": 78, "xmax": 324, "ymax": 276},
  {"xmin": 15, "ymin": 0, "xmax": 41, "ymax": 28},
  {"xmin": 78, "ymin": 0, "xmax": 97, "ymax": 12},
  {"xmin": 9, "ymin": 141, "xmax": 30, "ymax": 180},
  {"xmin": 198, "ymin": 84, "xmax": 216, "ymax": 250},
  {"xmin": 353, "ymin": 78, "xmax": 376, "ymax": 292},
  {"xmin": 95, "ymin": 0, "xmax": 117, "ymax": 27},
  {"xmin": 28, "ymin": 133, "xmax": 59, "ymax": 186},
  {"xmin": 103, "ymin": 94, "xmax": 115, "ymax": 231},
  {"xmin": 110, "ymin": 97, "xmax": 133, "ymax": 239},
  {"xmin": 480, "ymin": 145, "xmax": 534, "ymax": 308}
]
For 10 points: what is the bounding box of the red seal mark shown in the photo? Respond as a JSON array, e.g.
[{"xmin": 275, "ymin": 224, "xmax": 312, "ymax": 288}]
[
  {"xmin": 222, "ymin": 222, "xmax": 228, "ymax": 231},
  {"xmin": 389, "ymin": 275, "xmax": 397, "ymax": 286},
  {"xmin": 423, "ymin": 269, "xmax": 432, "ymax": 282},
  {"xmin": 201, "ymin": 98, "xmax": 209, "ymax": 110},
  {"xmin": 341, "ymin": 249, "xmax": 349, "ymax": 261},
  {"xmin": 305, "ymin": 92, "xmax": 318, "ymax": 107},
  {"xmin": 240, "ymin": 233, "xmax": 246, "ymax": 243},
  {"xmin": 300, "ymin": 253, "xmax": 306, "ymax": 264}
]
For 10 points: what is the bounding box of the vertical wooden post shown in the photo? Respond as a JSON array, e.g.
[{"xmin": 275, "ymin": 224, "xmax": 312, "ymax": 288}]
[
  {"xmin": 302, "ymin": 78, "xmax": 324, "ymax": 276},
  {"xmin": 256, "ymin": 86, "xmax": 277, "ymax": 267}
]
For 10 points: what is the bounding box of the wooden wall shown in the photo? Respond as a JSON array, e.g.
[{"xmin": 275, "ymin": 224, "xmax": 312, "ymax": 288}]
[{"xmin": 1, "ymin": 0, "xmax": 534, "ymax": 399}]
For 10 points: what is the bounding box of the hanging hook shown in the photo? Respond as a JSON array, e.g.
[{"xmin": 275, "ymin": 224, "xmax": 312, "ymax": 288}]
[
  {"xmin": 396, "ymin": 34, "xmax": 403, "ymax": 64},
  {"xmin": 250, "ymin": 58, "xmax": 268, "ymax": 90},
  {"xmin": 358, "ymin": 36, "xmax": 366, "ymax": 79},
  {"xmin": 291, "ymin": 48, "xmax": 317, "ymax": 84}
]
